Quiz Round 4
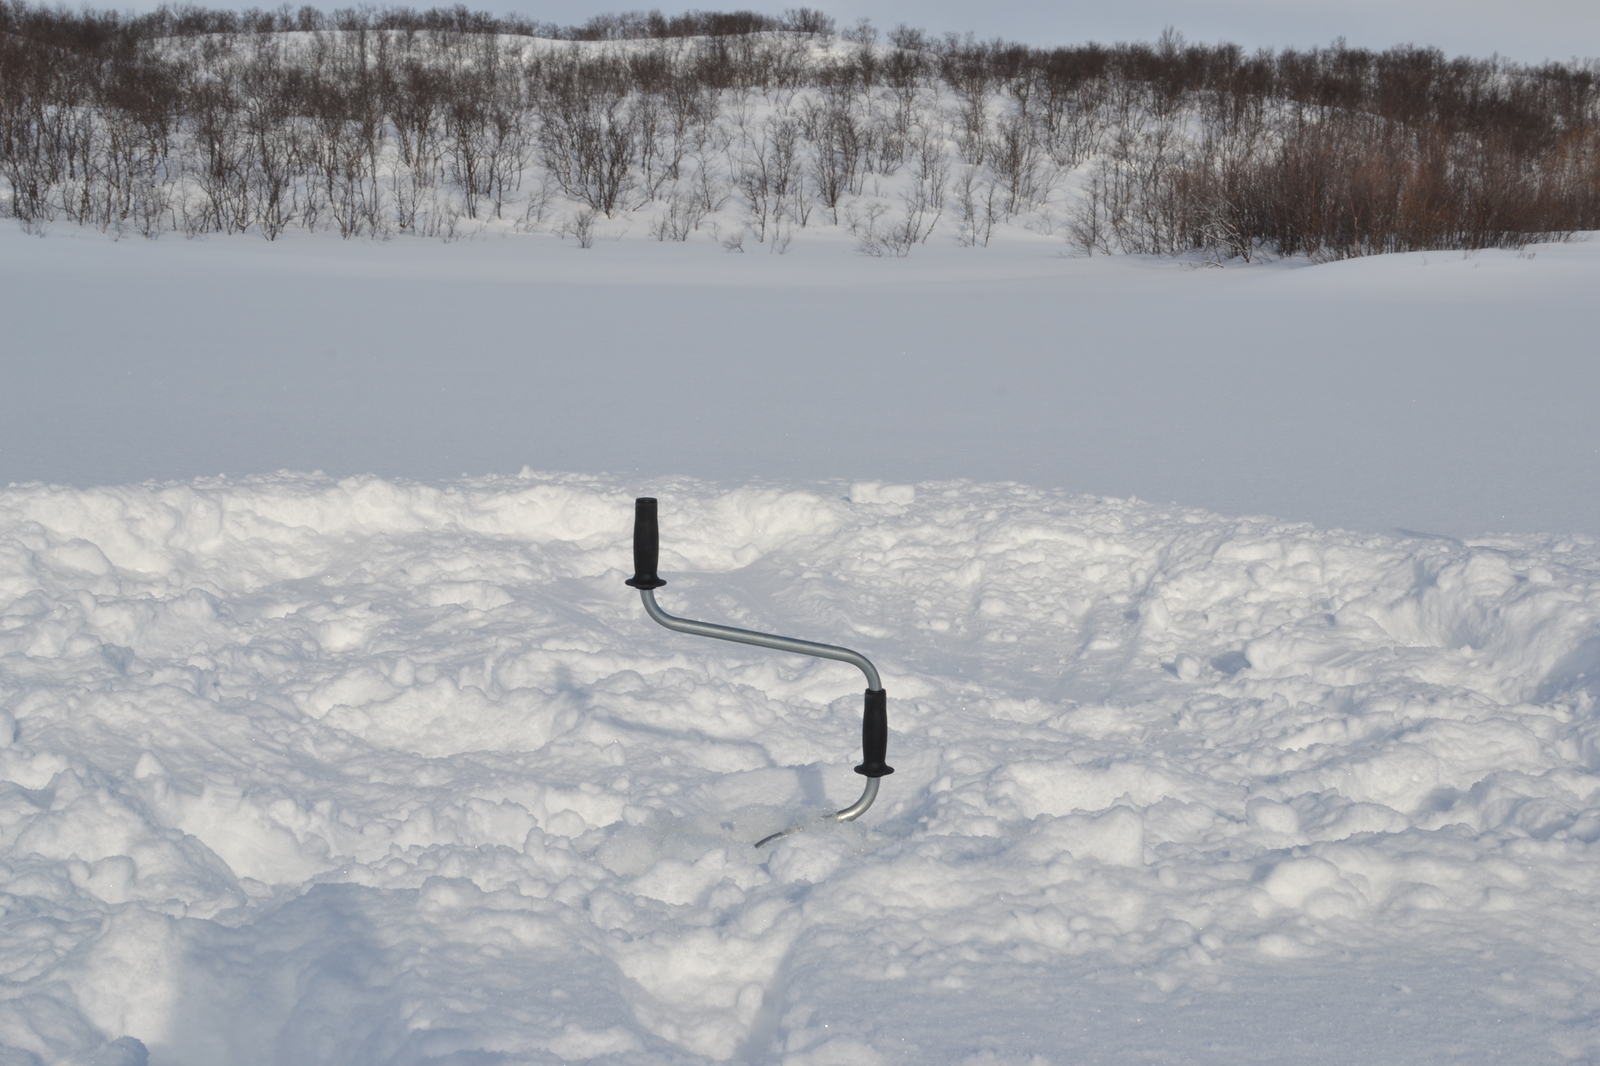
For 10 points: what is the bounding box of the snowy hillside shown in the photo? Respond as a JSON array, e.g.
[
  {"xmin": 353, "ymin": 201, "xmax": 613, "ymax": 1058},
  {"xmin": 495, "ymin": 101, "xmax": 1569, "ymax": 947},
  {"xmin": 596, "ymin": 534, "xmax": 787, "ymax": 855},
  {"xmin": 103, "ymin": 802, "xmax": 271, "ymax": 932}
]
[
  {"xmin": 6, "ymin": 11, "xmax": 1596, "ymax": 258},
  {"xmin": 2, "ymin": 472, "xmax": 1599, "ymax": 1064}
]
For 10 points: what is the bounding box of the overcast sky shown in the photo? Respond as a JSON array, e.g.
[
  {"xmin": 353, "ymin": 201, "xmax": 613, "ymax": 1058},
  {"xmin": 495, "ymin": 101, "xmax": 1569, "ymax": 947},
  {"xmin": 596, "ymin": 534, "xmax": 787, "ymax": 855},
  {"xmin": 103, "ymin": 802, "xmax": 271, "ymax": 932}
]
[
  {"xmin": 808, "ymin": 0, "xmax": 1600, "ymax": 63},
  {"xmin": 123, "ymin": 0, "xmax": 1597, "ymax": 64}
]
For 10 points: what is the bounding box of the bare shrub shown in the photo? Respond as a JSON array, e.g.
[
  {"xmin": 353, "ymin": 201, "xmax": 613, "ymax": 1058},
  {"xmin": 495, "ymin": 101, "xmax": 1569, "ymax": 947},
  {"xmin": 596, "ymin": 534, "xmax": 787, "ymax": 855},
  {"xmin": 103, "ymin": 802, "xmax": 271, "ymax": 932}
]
[
  {"xmin": 955, "ymin": 165, "xmax": 999, "ymax": 246},
  {"xmin": 561, "ymin": 207, "xmax": 597, "ymax": 247},
  {"xmin": 941, "ymin": 34, "xmax": 993, "ymax": 165},
  {"xmin": 537, "ymin": 54, "xmax": 636, "ymax": 217},
  {"xmin": 986, "ymin": 112, "xmax": 1046, "ymax": 217},
  {"xmin": 519, "ymin": 179, "xmax": 555, "ymax": 227},
  {"xmin": 806, "ymin": 92, "xmax": 865, "ymax": 222},
  {"xmin": 649, "ymin": 186, "xmax": 706, "ymax": 239}
]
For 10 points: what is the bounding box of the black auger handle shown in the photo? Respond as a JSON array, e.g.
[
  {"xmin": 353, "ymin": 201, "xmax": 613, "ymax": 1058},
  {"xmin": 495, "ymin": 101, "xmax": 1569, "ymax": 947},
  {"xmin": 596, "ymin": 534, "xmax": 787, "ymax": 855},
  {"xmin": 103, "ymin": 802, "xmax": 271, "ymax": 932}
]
[
  {"xmin": 855, "ymin": 688, "xmax": 894, "ymax": 778},
  {"xmin": 625, "ymin": 495, "xmax": 892, "ymax": 835},
  {"xmin": 625, "ymin": 497, "xmax": 667, "ymax": 590}
]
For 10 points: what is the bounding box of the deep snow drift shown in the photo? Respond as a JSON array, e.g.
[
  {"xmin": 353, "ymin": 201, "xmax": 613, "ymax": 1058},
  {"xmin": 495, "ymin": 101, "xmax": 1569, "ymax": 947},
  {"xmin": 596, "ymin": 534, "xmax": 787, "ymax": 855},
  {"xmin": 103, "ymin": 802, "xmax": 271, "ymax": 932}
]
[{"xmin": 2, "ymin": 472, "xmax": 1599, "ymax": 1064}]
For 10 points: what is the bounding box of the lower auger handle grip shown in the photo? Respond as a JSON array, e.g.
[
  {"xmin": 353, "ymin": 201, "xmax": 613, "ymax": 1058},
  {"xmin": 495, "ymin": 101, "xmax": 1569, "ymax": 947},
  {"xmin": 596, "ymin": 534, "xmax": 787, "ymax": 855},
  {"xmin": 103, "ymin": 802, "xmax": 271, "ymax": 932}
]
[
  {"xmin": 854, "ymin": 688, "xmax": 894, "ymax": 777},
  {"xmin": 625, "ymin": 497, "xmax": 667, "ymax": 590}
]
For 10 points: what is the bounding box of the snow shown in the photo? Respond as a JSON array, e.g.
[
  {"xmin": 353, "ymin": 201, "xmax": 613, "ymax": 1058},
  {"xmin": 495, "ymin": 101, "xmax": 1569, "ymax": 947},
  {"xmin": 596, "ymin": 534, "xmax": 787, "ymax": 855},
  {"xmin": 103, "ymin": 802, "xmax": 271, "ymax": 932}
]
[
  {"xmin": 5, "ymin": 127, "xmax": 1600, "ymax": 1059},
  {"xmin": 4, "ymin": 227, "xmax": 1600, "ymax": 539},
  {"xmin": 3, "ymin": 469, "xmax": 1600, "ymax": 1064}
]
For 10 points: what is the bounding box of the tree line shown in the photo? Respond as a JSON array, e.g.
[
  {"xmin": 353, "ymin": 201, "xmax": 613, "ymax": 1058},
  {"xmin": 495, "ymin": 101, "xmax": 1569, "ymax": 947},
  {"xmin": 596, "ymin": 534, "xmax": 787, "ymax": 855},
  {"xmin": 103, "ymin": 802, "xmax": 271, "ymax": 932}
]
[{"xmin": 2, "ymin": 1, "xmax": 1596, "ymax": 257}]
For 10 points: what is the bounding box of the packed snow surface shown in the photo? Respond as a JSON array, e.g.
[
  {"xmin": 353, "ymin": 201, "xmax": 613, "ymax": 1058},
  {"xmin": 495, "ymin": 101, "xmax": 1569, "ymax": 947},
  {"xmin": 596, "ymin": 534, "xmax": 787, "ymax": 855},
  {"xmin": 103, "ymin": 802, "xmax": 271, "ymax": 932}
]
[{"xmin": 3, "ymin": 472, "xmax": 1599, "ymax": 1064}]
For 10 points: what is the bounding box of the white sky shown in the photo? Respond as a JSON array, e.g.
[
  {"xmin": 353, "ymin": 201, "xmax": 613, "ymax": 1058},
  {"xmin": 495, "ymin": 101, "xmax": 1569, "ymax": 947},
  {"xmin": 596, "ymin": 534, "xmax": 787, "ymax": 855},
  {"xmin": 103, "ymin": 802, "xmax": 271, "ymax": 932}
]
[
  {"xmin": 818, "ymin": 0, "xmax": 1600, "ymax": 63},
  {"xmin": 128, "ymin": 0, "xmax": 1600, "ymax": 64}
]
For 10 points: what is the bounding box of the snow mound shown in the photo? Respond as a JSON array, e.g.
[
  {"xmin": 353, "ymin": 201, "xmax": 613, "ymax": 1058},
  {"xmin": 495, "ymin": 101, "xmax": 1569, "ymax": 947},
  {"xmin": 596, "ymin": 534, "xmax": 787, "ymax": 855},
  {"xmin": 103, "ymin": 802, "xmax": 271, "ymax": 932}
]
[{"xmin": 2, "ymin": 472, "xmax": 1598, "ymax": 1064}]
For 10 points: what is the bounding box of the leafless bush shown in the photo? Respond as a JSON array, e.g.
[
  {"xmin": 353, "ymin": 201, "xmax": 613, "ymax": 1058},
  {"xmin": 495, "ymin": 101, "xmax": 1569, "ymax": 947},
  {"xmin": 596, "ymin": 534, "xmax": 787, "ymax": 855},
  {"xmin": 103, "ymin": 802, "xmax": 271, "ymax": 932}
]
[
  {"xmin": 520, "ymin": 179, "xmax": 555, "ymax": 227},
  {"xmin": 649, "ymin": 186, "xmax": 706, "ymax": 239},
  {"xmin": 737, "ymin": 114, "xmax": 799, "ymax": 241},
  {"xmin": 537, "ymin": 55, "xmax": 636, "ymax": 218},
  {"xmin": 845, "ymin": 199, "xmax": 890, "ymax": 254},
  {"xmin": 561, "ymin": 207, "xmax": 597, "ymax": 247},
  {"xmin": 805, "ymin": 92, "xmax": 865, "ymax": 222},
  {"xmin": 1068, "ymin": 177, "xmax": 1112, "ymax": 254},
  {"xmin": 986, "ymin": 112, "xmax": 1047, "ymax": 217},
  {"xmin": 955, "ymin": 165, "xmax": 999, "ymax": 246},
  {"xmin": 941, "ymin": 34, "xmax": 993, "ymax": 165}
]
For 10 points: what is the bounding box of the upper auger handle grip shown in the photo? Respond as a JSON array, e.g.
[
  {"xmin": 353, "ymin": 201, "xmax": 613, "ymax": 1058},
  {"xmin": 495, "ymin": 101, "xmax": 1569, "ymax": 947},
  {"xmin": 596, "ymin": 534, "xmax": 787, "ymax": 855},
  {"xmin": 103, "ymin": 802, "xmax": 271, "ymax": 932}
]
[{"xmin": 625, "ymin": 497, "xmax": 667, "ymax": 590}]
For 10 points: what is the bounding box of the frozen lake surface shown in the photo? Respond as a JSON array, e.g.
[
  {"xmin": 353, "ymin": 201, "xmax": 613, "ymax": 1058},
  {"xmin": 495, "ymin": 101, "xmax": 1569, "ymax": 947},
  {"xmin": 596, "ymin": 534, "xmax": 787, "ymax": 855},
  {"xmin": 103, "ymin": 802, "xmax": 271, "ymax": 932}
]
[{"xmin": 4, "ymin": 226, "xmax": 1598, "ymax": 539}]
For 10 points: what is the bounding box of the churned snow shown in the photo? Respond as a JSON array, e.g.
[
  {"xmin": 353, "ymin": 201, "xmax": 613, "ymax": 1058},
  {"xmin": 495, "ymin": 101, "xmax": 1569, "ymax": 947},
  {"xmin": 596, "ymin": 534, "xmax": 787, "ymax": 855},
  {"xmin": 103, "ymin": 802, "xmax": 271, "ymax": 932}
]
[{"xmin": 2, "ymin": 471, "xmax": 1599, "ymax": 1063}]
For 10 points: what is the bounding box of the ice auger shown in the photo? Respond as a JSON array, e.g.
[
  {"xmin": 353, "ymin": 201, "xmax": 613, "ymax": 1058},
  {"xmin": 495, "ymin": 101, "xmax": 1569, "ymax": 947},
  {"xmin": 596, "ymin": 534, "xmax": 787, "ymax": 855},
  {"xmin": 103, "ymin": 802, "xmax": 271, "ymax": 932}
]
[{"xmin": 624, "ymin": 497, "xmax": 892, "ymax": 847}]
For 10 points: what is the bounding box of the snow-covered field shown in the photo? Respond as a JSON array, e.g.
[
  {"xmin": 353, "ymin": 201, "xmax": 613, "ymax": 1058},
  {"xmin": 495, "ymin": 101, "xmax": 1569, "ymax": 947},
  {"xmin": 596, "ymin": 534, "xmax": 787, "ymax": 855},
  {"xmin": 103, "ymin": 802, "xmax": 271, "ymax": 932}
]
[
  {"xmin": 3, "ymin": 226, "xmax": 1600, "ymax": 1065},
  {"xmin": 3, "ymin": 472, "xmax": 1600, "ymax": 1064}
]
